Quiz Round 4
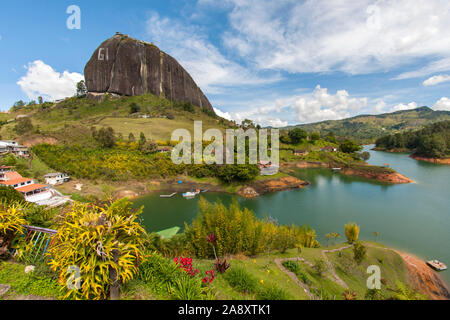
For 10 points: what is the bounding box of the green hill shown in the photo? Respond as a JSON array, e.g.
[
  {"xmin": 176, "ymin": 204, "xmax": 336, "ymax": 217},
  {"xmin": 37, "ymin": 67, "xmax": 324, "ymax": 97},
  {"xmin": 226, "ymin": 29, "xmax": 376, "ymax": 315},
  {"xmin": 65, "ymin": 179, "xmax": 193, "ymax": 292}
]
[
  {"xmin": 284, "ymin": 107, "xmax": 450, "ymax": 143},
  {"xmin": 0, "ymin": 94, "xmax": 235, "ymax": 145}
]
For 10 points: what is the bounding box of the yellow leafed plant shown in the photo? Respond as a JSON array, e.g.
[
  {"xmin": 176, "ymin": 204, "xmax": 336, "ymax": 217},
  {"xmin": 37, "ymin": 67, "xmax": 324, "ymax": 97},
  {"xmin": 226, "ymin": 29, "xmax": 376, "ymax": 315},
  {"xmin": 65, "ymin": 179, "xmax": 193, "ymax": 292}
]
[
  {"xmin": 0, "ymin": 200, "xmax": 28, "ymax": 260},
  {"xmin": 48, "ymin": 198, "xmax": 147, "ymax": 300}
]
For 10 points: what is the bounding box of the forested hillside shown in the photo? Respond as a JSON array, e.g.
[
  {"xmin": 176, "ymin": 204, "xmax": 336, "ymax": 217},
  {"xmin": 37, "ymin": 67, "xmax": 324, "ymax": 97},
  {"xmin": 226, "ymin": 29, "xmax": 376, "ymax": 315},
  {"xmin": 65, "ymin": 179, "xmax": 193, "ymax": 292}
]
[{"xmin": 375, "ymin": 120, "xmax": 450, "ymax": 158}]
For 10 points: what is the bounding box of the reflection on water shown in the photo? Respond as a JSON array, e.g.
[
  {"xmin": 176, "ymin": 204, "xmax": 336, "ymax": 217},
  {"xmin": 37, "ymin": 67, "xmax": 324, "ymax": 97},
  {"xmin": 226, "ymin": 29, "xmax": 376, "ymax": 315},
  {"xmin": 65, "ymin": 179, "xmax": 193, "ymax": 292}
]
[{"xmin": 134, "ymin": 145, "xmax": 450, "ymax": 283}]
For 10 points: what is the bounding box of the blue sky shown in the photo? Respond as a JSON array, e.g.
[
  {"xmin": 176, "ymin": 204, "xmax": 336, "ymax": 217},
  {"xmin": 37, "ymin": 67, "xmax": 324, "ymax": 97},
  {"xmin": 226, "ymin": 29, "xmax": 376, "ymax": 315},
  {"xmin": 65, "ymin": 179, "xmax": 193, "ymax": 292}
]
[{"xmin": 1, "ymin": 0, "xmax": 450, "ymax": 126}]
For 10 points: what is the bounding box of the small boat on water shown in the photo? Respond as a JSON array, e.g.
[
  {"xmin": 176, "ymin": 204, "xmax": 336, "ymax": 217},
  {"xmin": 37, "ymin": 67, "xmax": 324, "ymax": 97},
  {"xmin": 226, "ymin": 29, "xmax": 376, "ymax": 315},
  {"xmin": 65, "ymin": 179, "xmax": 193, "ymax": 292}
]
[
  {"xmin": 426, "ymin": 260, "xmax": 447, "ymax": 271},
  {"xmin": 182, "ymin": 189, "xmax": 201, "ymax": 198},
  {"xmin": 160, "ymin": 192, "xmax": 177, "ymax": 198}
]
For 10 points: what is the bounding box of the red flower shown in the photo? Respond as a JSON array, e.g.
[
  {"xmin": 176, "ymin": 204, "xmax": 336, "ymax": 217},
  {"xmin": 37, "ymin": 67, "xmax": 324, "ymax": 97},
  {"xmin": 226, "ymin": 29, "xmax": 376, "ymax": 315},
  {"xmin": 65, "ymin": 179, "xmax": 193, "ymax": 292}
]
[{"xmin": 206, "ymin": 234, "xmax": 216, "ymax": 244}]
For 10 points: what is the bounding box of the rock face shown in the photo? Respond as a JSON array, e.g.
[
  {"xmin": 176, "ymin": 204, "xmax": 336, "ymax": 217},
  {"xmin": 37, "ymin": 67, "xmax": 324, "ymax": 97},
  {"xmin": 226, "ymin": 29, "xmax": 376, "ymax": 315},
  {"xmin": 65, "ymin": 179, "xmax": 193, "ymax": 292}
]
[{"xmin": 84, "ymin": 33, "xmax": 213, "ymax": 111}]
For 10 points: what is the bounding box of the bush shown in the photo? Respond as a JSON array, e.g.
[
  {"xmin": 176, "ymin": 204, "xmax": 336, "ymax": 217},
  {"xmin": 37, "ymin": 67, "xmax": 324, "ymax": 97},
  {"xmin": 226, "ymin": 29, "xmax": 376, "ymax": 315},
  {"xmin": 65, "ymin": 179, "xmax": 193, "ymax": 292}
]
[
  {"xmin": 257, "ymin": 285, "xmax": 290, "ymax": 300},
  {"xmin": 138, "ymin": 253, "xmax": 214, "ymax": 300},
  {"xmin": 223, "ymin": 267, "xmax": 258, "ymax": 294},
  {"xmin": 48, "ymin": 199, "xmax": 147, "ymax": 300},
  {"xmin": 0, "ymin": 201, "xmax": 28, "ymax": 260},
  {"xmin": 282, "ymin": 260, "xmax": 300, "ymax": 273},
  {"xmin": 0, "ymin": 186, "xmax": 25, "ymax": 204},
  {"xmin": 185, "ymin": 198, "xmax": 320, "ymax": 259},
  {"xmin": 353, "ymin": 241, "xmax": 367, "ymax": 265}
]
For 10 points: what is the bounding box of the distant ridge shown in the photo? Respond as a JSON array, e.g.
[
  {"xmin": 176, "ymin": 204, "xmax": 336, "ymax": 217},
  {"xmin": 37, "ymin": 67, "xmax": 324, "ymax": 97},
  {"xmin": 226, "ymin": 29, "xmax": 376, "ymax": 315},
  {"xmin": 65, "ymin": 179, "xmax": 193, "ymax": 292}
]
[{"xmin": 283, "ymin": 107, "xmax": 450, "ymax": 141}]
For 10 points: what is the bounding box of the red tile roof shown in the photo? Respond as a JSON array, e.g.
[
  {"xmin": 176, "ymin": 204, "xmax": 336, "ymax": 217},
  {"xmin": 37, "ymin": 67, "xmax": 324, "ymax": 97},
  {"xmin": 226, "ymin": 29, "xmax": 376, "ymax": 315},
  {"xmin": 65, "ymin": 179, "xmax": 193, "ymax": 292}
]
[
  {"xmin": 16, "ymin": 184, "xmax": 48, "ymax": 193},
  {"xmin": 0, "ymin": 177, "xmax": 33, "ymax": 186},
  {"xmin": 4, "ymin": 171, "xmax": 23, "ymax": 180}
]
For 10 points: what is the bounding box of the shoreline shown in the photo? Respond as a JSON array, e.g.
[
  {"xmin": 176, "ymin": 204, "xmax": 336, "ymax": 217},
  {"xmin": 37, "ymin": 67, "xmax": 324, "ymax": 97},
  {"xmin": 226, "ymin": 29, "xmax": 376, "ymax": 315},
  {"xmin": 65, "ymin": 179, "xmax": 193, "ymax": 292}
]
[
  {"xmin": 372, "ymin": 147, "xmax": 450, "ymax": 165},
  {"xmin": 394, "ymin": 249, "xmax": 450, "ymax": 300}
]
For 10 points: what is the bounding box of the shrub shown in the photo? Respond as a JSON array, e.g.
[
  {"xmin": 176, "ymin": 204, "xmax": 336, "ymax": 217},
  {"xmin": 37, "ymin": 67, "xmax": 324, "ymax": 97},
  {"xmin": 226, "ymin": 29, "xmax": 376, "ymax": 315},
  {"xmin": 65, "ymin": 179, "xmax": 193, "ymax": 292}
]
[
  {"xmin": 313, "ymin": 259, "xmax": 328, "ymax": 277},
  {"xmin": 138, "ymin": 252, "xmax": 214, "ymax": 300},
  {"xmin": 257, "ymin": 285, "xmax": 290, "ymax": 300},
  {"xmin": 282, "ymin": 260, "xmax": 300, "ymax": 273},
  {"xmin": 353, "ymin": 241, "xmax": 367, "ymax": 265},
  {"xmin": 0, "ymin": 201, "xmax": 28, "ymax": 260},
  {"xmin": 223, "ymin": 267, "xmax": 258, "ymax": 294},
  {"xmin": 0, "ymin": 186, "xmax": 25, "ymax": 204},
  {"xmin": 48, "ymin": 199, "xmax": 147, "ymax": 300}
]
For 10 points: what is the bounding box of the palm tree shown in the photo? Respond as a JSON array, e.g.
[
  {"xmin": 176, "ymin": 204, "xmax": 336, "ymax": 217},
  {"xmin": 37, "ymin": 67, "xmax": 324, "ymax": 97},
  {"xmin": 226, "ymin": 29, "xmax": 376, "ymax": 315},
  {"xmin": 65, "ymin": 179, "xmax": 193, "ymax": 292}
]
[
  {"xmin": 325, "ymin": 233, "xmax": 332, "ymax": 247},
  {"xmin": 332, "ymin": 232, "xmax": 341, "ymax": 245},
  {"xmin": 373, "ymin": 232, "xmax": 379, "ymax": 242},
  {"xmin": 344, "ymin": 222, "xmax": 360, "ymax": 244}
]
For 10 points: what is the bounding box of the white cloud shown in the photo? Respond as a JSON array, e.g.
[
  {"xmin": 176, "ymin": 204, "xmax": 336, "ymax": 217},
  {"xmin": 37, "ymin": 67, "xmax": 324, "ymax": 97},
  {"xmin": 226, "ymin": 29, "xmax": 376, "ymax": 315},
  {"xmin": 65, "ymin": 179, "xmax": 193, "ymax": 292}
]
[
  {"xmin": 433, "ymin": 97, "xmax": 450, "ymax": 111},
  {"xmin": 393, "ymin": 58, "xmax": 450, "ymax": 80},
  {"xmin": 423, "ymin": 74, "xmax": 450, "ymax": 86},
  {"xmin": 389, "ymin": 102, "xmax": 418, "ymax": 112},
  {"xmin": 214, "ymin": 85, "xmax": 368, "ymax": 125},
  {"xmin": 260, "ymin": 118, "xmax": 288, "ymax": 128},
  {"xmin": 17, "ymin": 60, "xmax": 84, "ymax": 101},
  {"xmin": 372, "ymin": 100, "xmax": 387, "ymax": 114},
  {"xmin": 213, "ymin": 0, "xmax": 450, "ymax": 75},
  {"xmin": 213, "ymin": 107, "xmax": 233, "ymax": 120},
  {"xmin": 145, "ymin": 11, "xmax": 281, "ymax": 94},
  {"xmin": 290, "ymin": 86, "xmax": 367, "ymax": 123}
]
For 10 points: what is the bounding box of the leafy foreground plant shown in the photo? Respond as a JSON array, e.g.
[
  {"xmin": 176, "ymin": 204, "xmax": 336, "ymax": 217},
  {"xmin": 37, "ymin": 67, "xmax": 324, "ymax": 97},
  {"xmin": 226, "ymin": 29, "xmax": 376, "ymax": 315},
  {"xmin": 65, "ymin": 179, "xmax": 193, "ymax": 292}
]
[
  {"xmin": 48, "ymin": 199, "xmax": 147, "ymax": 300},
  {"xmin": 223, "ymin": 266, "xmax": 258, "ymax": 294},
  {"xmin": 0, "ymin": 200, "xmax": 28, "ymax": 260},
  {"xmin": 138, "ymin": 253, "xmax": 215, "ymax": 300}
]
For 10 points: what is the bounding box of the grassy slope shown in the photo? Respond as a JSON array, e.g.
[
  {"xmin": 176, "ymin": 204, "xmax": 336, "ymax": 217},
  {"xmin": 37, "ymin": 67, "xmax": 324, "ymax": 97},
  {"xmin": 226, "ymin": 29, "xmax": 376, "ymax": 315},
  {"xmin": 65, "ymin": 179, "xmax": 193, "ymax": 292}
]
[
  {"xmin": 121, "ymin": 242, "xmax": 411, "ymax": 300},
  {"xmin": 0, "ymin": 94, "xmax": 234, "ymax": 143},
  {"xmin": 285, "ymin": 107, "xmax": 450, "ymax": 143}
]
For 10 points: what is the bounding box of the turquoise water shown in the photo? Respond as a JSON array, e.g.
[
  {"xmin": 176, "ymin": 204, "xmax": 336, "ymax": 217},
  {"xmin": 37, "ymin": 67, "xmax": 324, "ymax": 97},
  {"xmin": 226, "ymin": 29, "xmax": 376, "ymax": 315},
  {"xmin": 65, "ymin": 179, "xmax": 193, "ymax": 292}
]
[{"xmin": 134, "ymin": 146, "xmax": 450, "ymax": 283}]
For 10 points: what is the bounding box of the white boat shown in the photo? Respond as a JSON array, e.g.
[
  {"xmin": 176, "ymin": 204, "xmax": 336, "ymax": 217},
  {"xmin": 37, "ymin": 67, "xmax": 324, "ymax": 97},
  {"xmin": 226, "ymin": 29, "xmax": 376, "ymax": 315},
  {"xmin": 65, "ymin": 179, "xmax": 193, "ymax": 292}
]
[
  {"xmin": 426, "ymin": 260, "xmax": 447, "ymax": 271},
  {"xmin": 182, "ymin": 189, "xmax": 201, "ymax": 198}
]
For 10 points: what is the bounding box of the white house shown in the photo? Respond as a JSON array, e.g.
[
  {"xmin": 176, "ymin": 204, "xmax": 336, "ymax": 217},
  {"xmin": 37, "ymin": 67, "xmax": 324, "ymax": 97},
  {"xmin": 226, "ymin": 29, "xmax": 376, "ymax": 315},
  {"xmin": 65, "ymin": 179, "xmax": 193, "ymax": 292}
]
[
  {"xmin": 44, "ymin": 172, "xmax": 70, "ymax": 185},
  {"xmin": 0, "ymin": 140, "xmax": 29, "ymax": 157}
]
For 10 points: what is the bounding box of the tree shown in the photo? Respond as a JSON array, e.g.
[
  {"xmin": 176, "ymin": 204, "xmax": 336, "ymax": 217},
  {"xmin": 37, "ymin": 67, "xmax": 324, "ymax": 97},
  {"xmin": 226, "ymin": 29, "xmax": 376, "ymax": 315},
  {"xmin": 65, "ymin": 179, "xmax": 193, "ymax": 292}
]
[
  {"xmin": 288, "ymin": 128, "xmax": 308, "ymax": 144},
  {"xmin": 310, "ymin": 132, "xmax": 321, "ymax": 142},
  {"xmin": 241, "ymin": 119, "xmax": 255, "ymax": 129},
  {"xmin": 313, "ymin": 259, "xmax": 327, "ymax": 277},
  {"xmin": 373, "ymin": 232, "xmax": 379, "ymax": 242},
  {"xmin": 76, "ymin": 80, "xmax": 87, "ymax": 98},
  {"xmin": 340, "ymin": 140, "xmax": 362, "ymax": 153},
  {"xmin": 129, "ymin": 102, "xmax": 141, "ymax": 114},
  {"xmin": 13, "ymin": 100, "xmax": 25, "ymax": 108},
  {"xmin": 48, "ymin": 199, "xmax": 147, "ymax": 300},
  {"xmin": 0, "ymin": 186, "xmax": 25, "ymax": 204},
  {"xmin": 14, "ymin": 117, "xmax": 34, "ymax": 135},
  {"xmin": 325, "ymin": 132, "xmax": 337, "ymax": 143},
  {"xmin": 331, "ymin": 232, "xmax": 341, "ymax": 245},
  {"xmin": 139, "ymin": 132, "xmax": 147, "ymax": 147},
  {"xmin": 140, "ymin": 140, "xmax": 158, "ymax": 154},
  {"xmin": 353, "ymin": 241, "xmax": 367, "ymax": 265},
  {"xmin": 359, "ymin": 151, "xmax": 371, "ymax": 161},
  {"xmin": 38, "ymin": 96, "xmax": 43, "ymax": 104},
  {"xmin": 325, "ymin": 233, "xmax": 333, "ymax": 247},
  {"xmin": 93, "ymin": 127, "xmax": 116, "ymax": 148},
  {"xmin": 128, "ymin": 132, "xmax": 136, "ymax": 142},
  {"xmin": 344, "ymin": 222, "xmax": 360, "ymax": 244}
]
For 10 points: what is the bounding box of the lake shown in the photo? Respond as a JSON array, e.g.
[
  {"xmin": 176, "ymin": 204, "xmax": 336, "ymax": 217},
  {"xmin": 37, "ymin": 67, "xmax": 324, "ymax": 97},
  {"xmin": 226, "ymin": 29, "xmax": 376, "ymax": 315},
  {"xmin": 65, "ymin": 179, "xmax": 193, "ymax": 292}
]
[{"xmin": 134, "ymin": 146, "xmax": 450, "ymax": 283}]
